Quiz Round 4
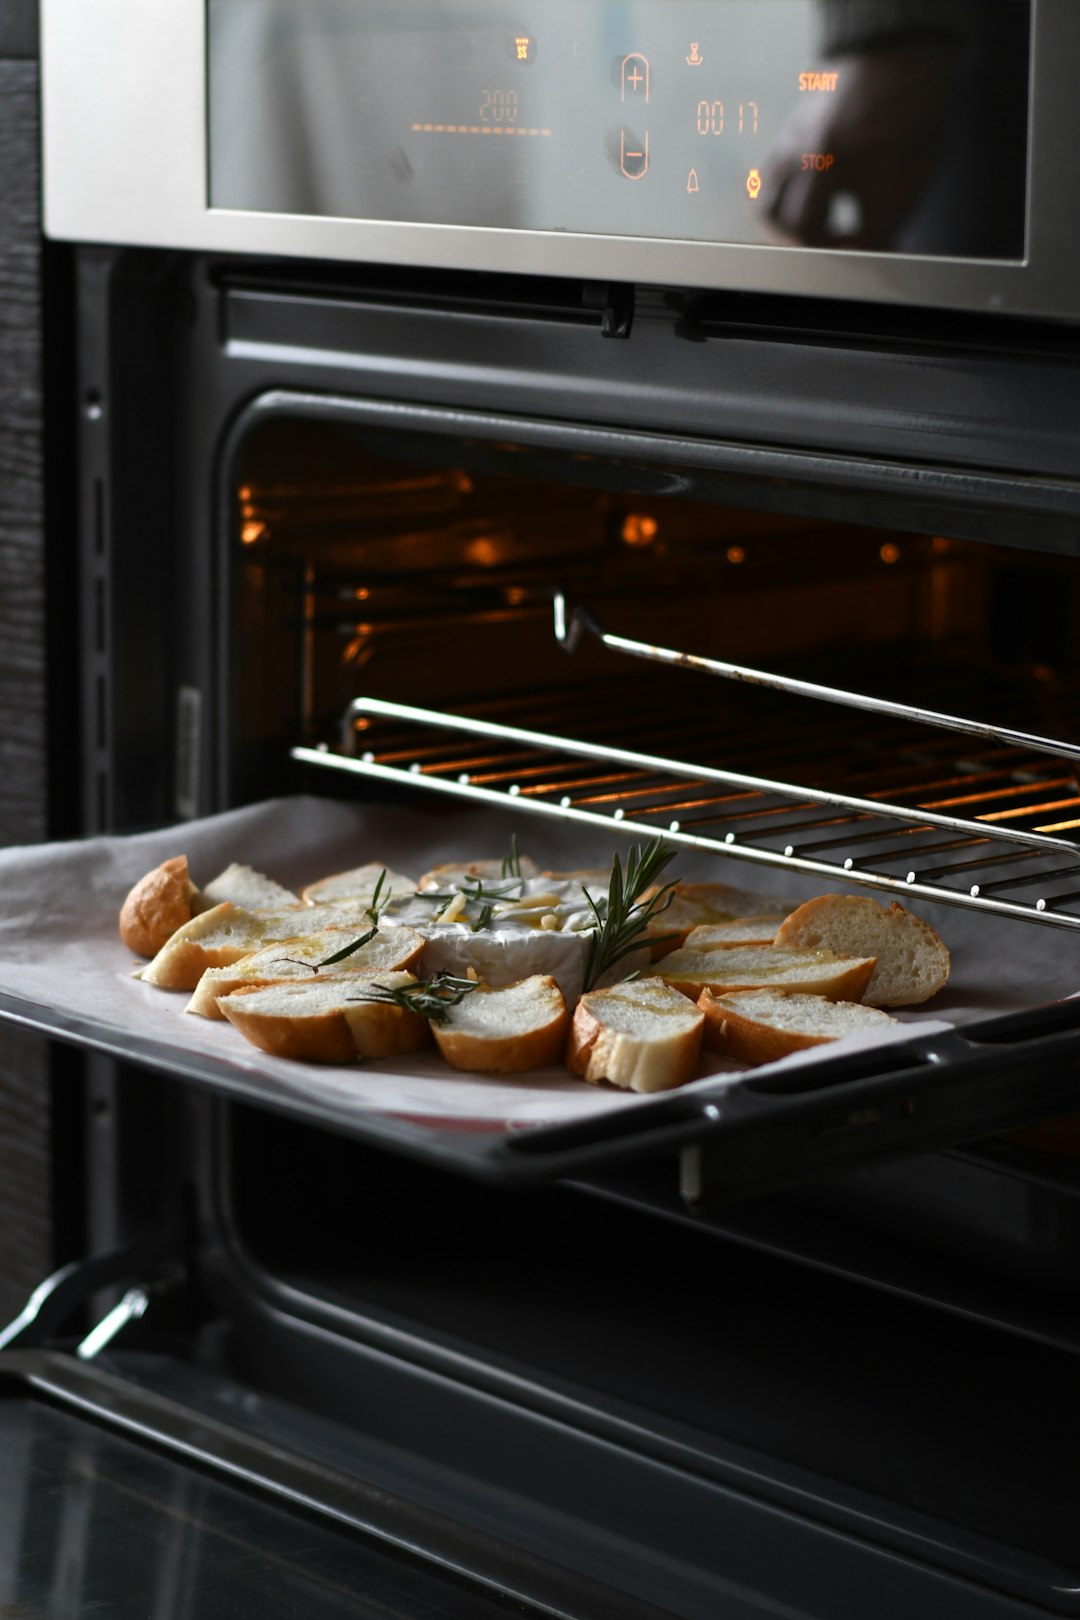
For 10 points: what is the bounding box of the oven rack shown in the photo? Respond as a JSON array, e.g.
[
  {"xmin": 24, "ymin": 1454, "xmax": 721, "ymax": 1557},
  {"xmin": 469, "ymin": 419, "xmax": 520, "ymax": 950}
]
[{"xmin": 293, "ymin": 685, "xmax": 1080, "ymax": 930}]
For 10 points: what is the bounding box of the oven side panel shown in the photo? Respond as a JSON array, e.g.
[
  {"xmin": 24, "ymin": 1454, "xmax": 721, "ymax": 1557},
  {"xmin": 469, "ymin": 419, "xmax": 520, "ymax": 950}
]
[{"xmin": 0, "ymin": 18, "xmax": 54, "ymax": 1323}]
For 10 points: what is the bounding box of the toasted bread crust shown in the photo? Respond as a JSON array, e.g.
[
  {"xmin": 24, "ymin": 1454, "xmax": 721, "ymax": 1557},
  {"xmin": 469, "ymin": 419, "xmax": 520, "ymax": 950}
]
[
  {"xmin": 697, "ymin": 988, "xmax": 896, "ymax": 1064},
  {"xmin": 220, "ymin": 990, "xmax": 358, "ymax": 1063},
  {"xmin": 659, "ymin": 945, "xmax": 876, "ymax": 1004},
  {"xmin": 219, "ymin": 975, "xmax": 431, "ymax": 1063},
  {"xmin": 774, "ymin": 895, "xmax": 950, "ymax": 1006},
  {"xmin": 119, "ymin": 856, "xmax": 196, "ymax": 958},
  {"xmin": 566, "ymin": 979, "xmax": 704, "ymax": 1093},
  {"xmin": 431, "ymin": 977, "xmax": 568, "ymax": 1074}
]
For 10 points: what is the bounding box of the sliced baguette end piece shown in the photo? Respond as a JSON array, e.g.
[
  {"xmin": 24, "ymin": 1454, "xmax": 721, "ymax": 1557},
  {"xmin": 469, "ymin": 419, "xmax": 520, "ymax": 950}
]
[{"xmin": 119, "ymin": 855, "xmax": 197, "ymax": 958}]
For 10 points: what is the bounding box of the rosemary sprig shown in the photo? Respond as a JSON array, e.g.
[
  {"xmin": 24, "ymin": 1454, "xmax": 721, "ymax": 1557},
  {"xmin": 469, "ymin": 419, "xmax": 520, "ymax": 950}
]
[
  {"xmin": 364, "ymin": 868, "xmax": 391, "ymax": 926},
  {"xmin": 423, "ymin": 877, "xmax": 524, "ymax": 905},
  {"xmin": 500, "ymin": 834, "xmax": 523, "ymax": 879},
  {"xmin": 315, "ymin": 925, "xmax": 379, "ymax": 968},
  {"xmin": 581, "ymin": 840, "xmax": 679, "ymax": 992},
  {"xmin": 350, "ymin": 972, "xmax": 479, "ymax": 1023}
]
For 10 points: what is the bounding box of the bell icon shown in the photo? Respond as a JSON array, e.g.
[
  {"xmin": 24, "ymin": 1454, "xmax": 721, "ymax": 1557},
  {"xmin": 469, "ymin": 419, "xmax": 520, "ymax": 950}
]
[{"xmin": 686, "ymin": 168, "xmax": 699, "ymax": 194}]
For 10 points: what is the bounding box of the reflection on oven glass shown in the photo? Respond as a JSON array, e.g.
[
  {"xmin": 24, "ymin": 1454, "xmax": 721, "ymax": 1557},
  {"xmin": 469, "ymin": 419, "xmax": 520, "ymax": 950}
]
[{"xmin": 207, "ymin": 0, "xmax": 1029, "ymax": 260}]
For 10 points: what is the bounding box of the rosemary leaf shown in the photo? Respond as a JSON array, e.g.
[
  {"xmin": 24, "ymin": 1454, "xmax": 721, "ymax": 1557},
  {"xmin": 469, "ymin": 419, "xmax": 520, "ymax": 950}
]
[
  {"xmin": 350, "ymin": 972, "xmax": 479, "ymax": 1023},
  {"xmin": 315, "ymin": 925, "xmax": 379, "ymax": 968},
  {"xmin": 500, "ymin": 834, "xmax": 523, "ymax": 880},
  {"xmin": 365, "ymin": 868, "xmax": 390, "ymax": 926},
  {"xmin": 582, "ymin": 840, "xmax": 678, "ymax": 993}
]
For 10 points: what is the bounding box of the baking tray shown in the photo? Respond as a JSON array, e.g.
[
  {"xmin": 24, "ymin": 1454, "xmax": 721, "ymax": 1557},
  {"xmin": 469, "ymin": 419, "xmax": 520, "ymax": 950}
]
[{"xmin": 2, "ymin": 794, "xmax": 1080, "ymax": 1193}]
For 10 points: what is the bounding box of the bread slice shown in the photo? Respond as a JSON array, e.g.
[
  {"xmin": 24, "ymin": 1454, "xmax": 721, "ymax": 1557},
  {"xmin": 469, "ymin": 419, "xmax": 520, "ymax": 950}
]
[
  {"xmin": 658, "ymin": 944, "xmax": 876, "ymax": 1003},
  {"xmin": 678, "ymin": 917, "xmax": 786, "ymax": 949},
  {"xmin": 301, "ymin": 863, "xmax": 418, "ymax": 906},
  {"xmin": 140, "ymin": 900, "xmax": 422, "ymax": 992},
  {"xmin": 430, "ymin": 975, "xmax": 568, "ymax": 1074},
  {"xmin": 647, "ymin": 882, "xmax": 801, "ymax": 956},
  {"xmin": 567, "ymin": 976, "xmax": 704, "ymax": 1093},
  {"xmin": 698, "ymin": 987, "xmax": 898, "ymax": 1064},
  {"xmin": 139, "ymin": 903, "xmax": 271, "ymax": 989},
  {"xmin": 185, "ymin": 925, "xmax": 426, "ymax": 1018},
  {"xmin": 220, "ymin": 971, "xmax": 431, "ymax": 1062},
  {"xmin": 774, "ymin": 895, "xmax": 950, "ymax": 1007},
  {"xmin": 201, "ymin": 862, "xmax": 299, "ymax": 910},
  {"xmin": 119, "ymin": 855, "xmax": 198, "ymax": 957}
]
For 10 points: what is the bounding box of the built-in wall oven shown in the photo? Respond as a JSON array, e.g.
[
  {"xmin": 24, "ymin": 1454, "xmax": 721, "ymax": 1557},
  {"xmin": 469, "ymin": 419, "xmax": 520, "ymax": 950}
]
[{"xmin": 6, "ymin": 1, "xmax": 1080, "ymax": 1615}]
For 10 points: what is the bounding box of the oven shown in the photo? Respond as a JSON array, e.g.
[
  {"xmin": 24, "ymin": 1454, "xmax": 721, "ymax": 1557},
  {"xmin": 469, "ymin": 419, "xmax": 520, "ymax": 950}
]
[{"xmin": 6, "ymin": 1, "xmax": 1080, "ymax": 1614}]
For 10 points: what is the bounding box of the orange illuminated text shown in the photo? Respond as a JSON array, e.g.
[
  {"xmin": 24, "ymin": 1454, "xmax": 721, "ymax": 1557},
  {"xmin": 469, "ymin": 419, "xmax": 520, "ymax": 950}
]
[{"xmin": 799, "ymin": 71, "xmax": 839, "ymax": 92}]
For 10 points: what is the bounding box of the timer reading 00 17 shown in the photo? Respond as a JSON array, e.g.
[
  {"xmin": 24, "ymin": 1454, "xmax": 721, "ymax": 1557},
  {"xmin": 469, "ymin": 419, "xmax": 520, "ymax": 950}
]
[{"xmin": 696, "ymin": 100, "xmax": 758, "ymax": 135}]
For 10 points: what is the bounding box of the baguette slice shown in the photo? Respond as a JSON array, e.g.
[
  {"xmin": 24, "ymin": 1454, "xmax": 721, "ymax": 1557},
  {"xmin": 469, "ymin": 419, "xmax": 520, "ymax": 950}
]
[
  {"xmin": 679, "ymin": 917, "xmax": 787, "ymax": 949},
  {"xmin": 301, "ymin": 863, "xmax": 418, "ymax": 906},
  {"xmin": 774, "ymin": 895, "xmax": 950, "ymax": 1007},
  {"xmin": 698, "ymin": 988, "xmax": 898, "ymax": 1064},
  {"xmin": 119, "ymin": 855, "xmax": 198, "ymax": 957},
  {"xmin": 185, "ymin": 925, "xmax": 426, "ymax": 1018},
  {"xmin": 201, "ymin": 862, "xmax": 300, "ymax": 910},
  {"xmin": 431, "ymin": 975, "xmax": 568, "ymax": 1074},
  {"xmin": 647, "ymin": 882, "xmax": 802, "ymax": 957},
  {"xmin": 567, "ymin": 976, "xmax": 704, "ymax": 1094},
  {"xmin": 658, "ymin": 944, "xmax": 876, "ymax": 1003},
  {"xmin": 220, "ymin": 971, "xmax": 431, "ymax": 1062},
  {"xmin": 141, "ymin": 900, "xmax": 421, "ymax": 992}
]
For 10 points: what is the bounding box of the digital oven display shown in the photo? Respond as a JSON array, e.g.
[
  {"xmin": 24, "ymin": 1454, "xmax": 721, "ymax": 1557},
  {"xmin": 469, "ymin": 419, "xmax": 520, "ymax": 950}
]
[{"xmin": 208, "ymin": 0, "xmax": 1030, "ymax": 260}]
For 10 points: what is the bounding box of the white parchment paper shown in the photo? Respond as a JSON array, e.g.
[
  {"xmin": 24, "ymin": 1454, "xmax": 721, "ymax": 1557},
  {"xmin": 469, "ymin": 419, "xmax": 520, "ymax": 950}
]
[{"xmin": 0, "ymin": 794, "xmax": 1076, "ymax": 1131}]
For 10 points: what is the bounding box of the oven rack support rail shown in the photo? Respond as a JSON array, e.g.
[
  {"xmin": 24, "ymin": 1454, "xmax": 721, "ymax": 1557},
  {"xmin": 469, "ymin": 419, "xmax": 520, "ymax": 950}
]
[
  {"xmin": 552, "ymin": 595, "xmax": 1080, "ymax": 770},
  {"xmin": 293, "ymin": 694, "xmax": 1080, "ymax": 931}
]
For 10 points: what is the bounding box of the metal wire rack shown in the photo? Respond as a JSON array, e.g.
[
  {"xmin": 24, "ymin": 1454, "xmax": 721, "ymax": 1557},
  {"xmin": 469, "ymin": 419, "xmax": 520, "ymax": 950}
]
[{"xmin": 292, "ymin": 606, "xmax": 1080, "ymax": 930}]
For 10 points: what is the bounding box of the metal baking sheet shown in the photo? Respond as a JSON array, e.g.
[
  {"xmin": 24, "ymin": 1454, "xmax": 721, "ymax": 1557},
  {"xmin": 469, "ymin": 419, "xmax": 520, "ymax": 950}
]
[{"xmin": 0, "ymin": 795, "xmax": 1079, "ymax": 1186}]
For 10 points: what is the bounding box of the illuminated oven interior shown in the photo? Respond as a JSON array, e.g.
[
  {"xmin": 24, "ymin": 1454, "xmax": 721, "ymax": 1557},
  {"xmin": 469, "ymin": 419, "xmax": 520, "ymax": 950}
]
[{"xmin": 228, "ymin": 415, "xmax": 1080, "ymax": 813}]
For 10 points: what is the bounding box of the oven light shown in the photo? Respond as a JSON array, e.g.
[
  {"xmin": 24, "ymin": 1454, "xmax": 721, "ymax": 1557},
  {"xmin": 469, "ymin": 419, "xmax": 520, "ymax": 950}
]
[
  {"xmin": 880, "ymin": 543, "xmax": 901, "ymax": 564},
  {"xmin": 240, "ymin": 520, "xmax": 267, "ymax": 544},
  {"xmin": 726, "ymin": 546, "xmax": 746, "ymax": 565},
  {"xmin": 621, "ymin": 513, "xmax": 658, "ymax": 547}
]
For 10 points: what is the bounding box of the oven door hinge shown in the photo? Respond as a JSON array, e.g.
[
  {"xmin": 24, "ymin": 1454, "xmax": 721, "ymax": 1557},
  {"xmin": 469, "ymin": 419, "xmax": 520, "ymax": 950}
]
[
  {"xmin": 0, "ymin": 1229, "xmax": 187, "ymax": 1359},
  {"xmin": 582, "ymin": 280, "xmax": 635, "ymax": 338}
]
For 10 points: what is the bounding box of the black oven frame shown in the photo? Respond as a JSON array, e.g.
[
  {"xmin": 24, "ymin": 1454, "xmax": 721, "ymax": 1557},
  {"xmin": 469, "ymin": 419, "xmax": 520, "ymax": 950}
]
[{"xmin": 8, "ymin": 241, "xmax": 1080, "ymax": 1618}]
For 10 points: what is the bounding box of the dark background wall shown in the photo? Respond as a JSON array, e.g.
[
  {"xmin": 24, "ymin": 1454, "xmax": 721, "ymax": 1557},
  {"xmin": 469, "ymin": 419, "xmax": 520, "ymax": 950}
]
[{"xmin": 0, "ymin": 0, "xmax": 52, "ymax": 1323}]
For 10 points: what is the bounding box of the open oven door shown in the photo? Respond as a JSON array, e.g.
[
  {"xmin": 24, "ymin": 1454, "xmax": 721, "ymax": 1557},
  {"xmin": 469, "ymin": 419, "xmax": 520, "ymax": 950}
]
[{"xmin": 3, "ymin": 1138, "xmax": 1080, "ymax": 1620}]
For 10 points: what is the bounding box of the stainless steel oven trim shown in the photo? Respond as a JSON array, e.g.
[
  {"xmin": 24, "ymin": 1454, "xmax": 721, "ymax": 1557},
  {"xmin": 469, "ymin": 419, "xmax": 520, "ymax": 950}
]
[{"xmin": 41, "ymin": 0, "xmax": 1080, "ymax": 321}]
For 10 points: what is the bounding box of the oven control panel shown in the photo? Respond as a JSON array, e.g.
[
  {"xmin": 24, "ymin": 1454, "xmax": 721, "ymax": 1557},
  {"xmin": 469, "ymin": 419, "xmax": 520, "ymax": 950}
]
[
  {"xmin": 208, "ymin": 0, "xmax": 1030, "ymax": 261},
  {"xmin": 44, "ymin": 0, "xmax": 1080, "ymax": 320}
]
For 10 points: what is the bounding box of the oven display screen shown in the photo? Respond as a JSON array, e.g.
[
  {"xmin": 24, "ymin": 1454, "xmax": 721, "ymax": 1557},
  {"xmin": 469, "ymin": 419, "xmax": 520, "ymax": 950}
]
[{"xmin": 208, "ymin": 0, "xmax": 1030, "ymax": 260}]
